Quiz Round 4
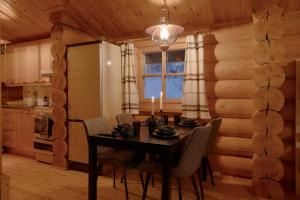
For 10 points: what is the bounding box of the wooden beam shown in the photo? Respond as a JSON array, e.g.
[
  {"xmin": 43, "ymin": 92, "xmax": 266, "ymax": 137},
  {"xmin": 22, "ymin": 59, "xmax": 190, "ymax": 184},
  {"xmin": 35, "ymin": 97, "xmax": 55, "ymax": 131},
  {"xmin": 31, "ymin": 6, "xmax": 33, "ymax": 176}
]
[{"xmin": 48, "ymin": 7, "xmax": 97, "ymax": 41}]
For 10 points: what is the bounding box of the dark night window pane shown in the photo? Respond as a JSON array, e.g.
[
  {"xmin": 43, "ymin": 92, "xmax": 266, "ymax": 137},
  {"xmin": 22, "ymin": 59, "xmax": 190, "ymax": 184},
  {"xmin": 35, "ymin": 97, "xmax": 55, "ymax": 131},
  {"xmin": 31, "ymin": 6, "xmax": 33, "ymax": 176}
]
[
  {"xmin": 166, "ymin": 76, "xmax": 183, "ymax": 99},
  {"xmin": 144, "ymin": 52, "xmax": 162, "ymax": 74},
  {"xmin": 144, "ymin": 77, "xmax": 162, "ymax": 99},
  {"xmin": 166, "ymin": 50, "xmax": 185, "ymax": 73}
]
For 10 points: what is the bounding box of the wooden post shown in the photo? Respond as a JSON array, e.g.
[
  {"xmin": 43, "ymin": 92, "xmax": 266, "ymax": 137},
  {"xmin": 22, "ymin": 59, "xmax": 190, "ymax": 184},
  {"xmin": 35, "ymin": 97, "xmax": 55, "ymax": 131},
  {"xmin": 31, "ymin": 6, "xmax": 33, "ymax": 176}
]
[
  {"xmin": 49, "ymin": 9, "xmax": 95, "ymax": 168},
  {"xmin": 252, "ymin": 0, "xmax": 285, "ymax": 198}
]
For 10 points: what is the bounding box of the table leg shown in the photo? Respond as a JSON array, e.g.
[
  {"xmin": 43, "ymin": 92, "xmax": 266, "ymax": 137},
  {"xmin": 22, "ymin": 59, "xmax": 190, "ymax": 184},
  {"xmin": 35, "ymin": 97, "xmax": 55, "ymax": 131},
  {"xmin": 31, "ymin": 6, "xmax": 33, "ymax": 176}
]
[
  {"xmin": 161, "ymin": 152, "xmax": 172, "ymax": 200},
  {"xmin": 201, "ymin": 157, "xmax": 207, "ymax": 181},
  {"xmin": 88, "ymin": 140, "xmax": 98, "ymax": 200}
]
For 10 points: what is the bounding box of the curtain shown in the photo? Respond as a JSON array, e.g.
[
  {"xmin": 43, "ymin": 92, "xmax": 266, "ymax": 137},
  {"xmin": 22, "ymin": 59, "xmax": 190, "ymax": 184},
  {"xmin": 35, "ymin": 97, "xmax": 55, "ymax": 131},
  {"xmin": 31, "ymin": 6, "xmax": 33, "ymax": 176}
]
[
  {"xmin": 121, "ymin": 43, "xmax": 139, "ymax": 114},
  {"xmin": 182, "ymin": 34, "xmax": 210, "ymax": 119}
]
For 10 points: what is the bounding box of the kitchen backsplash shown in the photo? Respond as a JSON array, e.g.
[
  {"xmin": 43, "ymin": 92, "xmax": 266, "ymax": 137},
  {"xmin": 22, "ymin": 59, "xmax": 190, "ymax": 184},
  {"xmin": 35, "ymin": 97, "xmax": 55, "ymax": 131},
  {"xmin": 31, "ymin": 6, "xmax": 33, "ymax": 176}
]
[
  {"xmin": 23, "ymin": 85, "xmax": 51, "ymax": 99},
  {"xmin": 23, "ymin": 85, "xmax": 51, "ymax": 106}
]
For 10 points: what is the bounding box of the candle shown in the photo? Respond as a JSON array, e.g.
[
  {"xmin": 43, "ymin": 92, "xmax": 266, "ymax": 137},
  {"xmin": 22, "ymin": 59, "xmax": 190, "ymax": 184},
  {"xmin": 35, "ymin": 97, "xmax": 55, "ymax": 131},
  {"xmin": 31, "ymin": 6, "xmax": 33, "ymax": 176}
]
[
  {"xmin": 160, "ymin": 91, "xmax": 163, "ymax": 110},
  {"xmin": 151, "ymin": 96, "xmax": 154, "ymax": 115}
]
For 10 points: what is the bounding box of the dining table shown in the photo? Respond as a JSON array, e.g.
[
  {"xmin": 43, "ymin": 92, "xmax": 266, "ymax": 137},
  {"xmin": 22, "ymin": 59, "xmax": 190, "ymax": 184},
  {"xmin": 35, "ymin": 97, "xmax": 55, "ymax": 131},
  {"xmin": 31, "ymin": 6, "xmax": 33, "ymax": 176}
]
[{"xmin": 88, "ymin": 124, "xmax": 192, "ymax": 200}]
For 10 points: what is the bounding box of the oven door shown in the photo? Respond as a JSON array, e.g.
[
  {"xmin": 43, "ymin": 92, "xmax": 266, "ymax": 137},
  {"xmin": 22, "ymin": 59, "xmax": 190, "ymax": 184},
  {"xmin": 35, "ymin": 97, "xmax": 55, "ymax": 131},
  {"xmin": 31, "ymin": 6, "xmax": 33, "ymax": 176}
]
[{"xmin": 34, "ymin": 115, "xmax": 48, "ymax": 136}]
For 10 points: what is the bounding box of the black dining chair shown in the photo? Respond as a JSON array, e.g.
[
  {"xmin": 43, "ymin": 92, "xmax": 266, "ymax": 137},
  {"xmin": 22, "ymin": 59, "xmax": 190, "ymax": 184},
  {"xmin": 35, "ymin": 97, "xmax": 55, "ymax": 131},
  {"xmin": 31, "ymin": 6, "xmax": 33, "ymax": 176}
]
[
  {"xmin": 139, "ymin": 125, "xmax": 212, "ymax": 200},
  {"xmin": 116, "ymin": 113, "xmax": 156, "ymax": 187},
  {"xmin": 83, "ymin": 117, "xmax": 145, "ymax": 200}
]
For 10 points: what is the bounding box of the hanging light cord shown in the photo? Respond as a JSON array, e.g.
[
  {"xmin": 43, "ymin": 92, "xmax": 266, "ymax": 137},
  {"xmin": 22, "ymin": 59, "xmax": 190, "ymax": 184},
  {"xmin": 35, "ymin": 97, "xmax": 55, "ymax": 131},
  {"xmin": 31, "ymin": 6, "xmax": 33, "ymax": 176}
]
[{"xmin": 160, "ymin": 0, "xmax": 169, "ymax": 24}]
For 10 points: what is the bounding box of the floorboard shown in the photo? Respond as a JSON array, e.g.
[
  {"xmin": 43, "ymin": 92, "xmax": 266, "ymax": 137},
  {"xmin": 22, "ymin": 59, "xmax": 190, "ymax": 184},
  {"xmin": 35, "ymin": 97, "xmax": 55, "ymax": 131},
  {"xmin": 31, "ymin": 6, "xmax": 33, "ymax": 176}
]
[{"xmin": 2, "ymin": 154, "xmax": 298, "ymax": 200}]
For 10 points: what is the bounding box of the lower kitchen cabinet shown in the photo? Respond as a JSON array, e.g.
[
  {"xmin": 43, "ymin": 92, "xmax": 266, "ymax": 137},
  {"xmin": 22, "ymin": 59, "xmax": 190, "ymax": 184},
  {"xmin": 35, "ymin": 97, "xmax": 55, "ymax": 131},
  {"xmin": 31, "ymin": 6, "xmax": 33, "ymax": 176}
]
[{"xmin": 2, "ymin": 108, "xmax": 35, "ymax": 156}]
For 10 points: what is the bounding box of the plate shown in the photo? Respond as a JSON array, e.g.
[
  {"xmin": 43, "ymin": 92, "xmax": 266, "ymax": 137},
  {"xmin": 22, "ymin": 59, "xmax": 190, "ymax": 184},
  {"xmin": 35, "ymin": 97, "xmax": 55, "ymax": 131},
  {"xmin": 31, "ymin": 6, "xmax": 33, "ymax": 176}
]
[
  {"xmin": 177, "ymin": 122, "xmax": 201, "ymax": 127},
  {"xmin": 152, "ymin": 131, "xmax": 180, "ymax": 139}
]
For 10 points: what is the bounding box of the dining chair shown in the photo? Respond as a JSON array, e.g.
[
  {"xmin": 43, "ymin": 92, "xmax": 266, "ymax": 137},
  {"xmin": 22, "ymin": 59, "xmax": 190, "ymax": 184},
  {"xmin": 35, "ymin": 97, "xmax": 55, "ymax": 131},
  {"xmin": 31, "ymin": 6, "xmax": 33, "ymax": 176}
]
[
  {"xmin": 116, "ymin": 113, "xmax": 156, "ymax": 187},
  {"xmin": 139, "ymin": 125, "xmax": 212, "ymax": 200},
  {"xmin": 116, "ymin": 113, "xmax": 135, "ymax": 125},
  {"xmin": 201, "ymin": 118, "xmax": 222, "ymax": 186},
  {"xmin": 83, "ymin": 117, "xmax": 145, "ymax": 200}
]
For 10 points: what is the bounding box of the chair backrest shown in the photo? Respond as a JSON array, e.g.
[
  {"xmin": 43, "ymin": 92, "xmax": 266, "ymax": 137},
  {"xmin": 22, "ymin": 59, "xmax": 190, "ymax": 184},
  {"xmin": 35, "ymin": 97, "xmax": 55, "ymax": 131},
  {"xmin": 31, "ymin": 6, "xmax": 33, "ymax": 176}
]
[
  {"xmin": 172, "ymin": 125, "xmax": 212, "ymax": 178},
  {"xmin": 116, "ymin": 113, "xmax": 134, "ymax": 125},
  {"xmin": 83, "ymin": 117, "xmax": 112, "ymax": 137},
  {"xmin": 204, "ymin": 118, "xmax": 222, "ymax": 156}
]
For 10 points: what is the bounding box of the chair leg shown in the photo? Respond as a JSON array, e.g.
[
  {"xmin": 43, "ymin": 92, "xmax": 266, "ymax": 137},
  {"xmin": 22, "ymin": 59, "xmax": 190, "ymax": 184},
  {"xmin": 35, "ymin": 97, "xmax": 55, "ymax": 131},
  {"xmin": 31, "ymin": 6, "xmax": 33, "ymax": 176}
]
[
  {"xmin": 121, "ymin": 173, "xmax": 124, "ymax": 183},
  {"xmin": 139, "ymin": 172, "xmax": 145, "ymax": 190},
  {"xmin": 113, "ymin": 166, "xmax": 116, "ymax": 188},
  {"xmin": 191, "ymin": 174, "xmax": 200, "ymax": 200},
  {"xmin": 97, "ymin": 163, "xmax": 104, "ymax": 176},
  {"xmin": 198, "ymin": 168, "xmax": 205, "ymax": 200},
  {"xmin": 207, "ymin": 159, "xmax": 215, "ymax": 186},
  {"xmin": 177, "ymin": 178, "xmax": 182, "ymax": 200},
  {"xmin": 151, "ymin": 173, "xmax": 155, "ymax": 187},
  {"xmin": 142, "ymin": 173, "xmax": 151, "ymax": 200},
  {"xmin": 201, "ymin": 157, "xmax": 207, "ymax": 181},
  {"xmin": 123, "ymin": 168, "xmax": 129, "ymax": 200}
]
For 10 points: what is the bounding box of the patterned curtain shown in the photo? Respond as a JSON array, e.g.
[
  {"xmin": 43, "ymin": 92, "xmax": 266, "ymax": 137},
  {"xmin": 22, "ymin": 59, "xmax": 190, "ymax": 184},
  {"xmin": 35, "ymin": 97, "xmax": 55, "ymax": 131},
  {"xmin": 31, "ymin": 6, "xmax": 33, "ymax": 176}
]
[
  {"xmin": 121, "ymin": 43, "xmax": 139, "ymax": 114},
  {"xmin": 182, "ymin": 34, "xmax": 210, "ymax": 119}
]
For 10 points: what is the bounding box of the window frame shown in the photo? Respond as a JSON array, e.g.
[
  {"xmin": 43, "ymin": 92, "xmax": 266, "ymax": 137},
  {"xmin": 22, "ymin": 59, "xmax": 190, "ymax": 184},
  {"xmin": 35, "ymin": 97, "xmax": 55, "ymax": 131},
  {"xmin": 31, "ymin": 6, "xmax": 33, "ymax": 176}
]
[{"xmin": 139, "ymin": 46, "xmax": 185, "ymax": 104}]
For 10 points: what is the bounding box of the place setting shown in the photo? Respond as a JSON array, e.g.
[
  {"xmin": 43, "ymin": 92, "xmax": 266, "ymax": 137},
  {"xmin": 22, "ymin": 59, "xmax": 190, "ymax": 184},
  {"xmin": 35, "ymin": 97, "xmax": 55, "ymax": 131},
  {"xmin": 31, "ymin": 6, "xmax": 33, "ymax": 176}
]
[{"xmin": 177, "ymin": 117, "xmax": 202, "ymax": 128}]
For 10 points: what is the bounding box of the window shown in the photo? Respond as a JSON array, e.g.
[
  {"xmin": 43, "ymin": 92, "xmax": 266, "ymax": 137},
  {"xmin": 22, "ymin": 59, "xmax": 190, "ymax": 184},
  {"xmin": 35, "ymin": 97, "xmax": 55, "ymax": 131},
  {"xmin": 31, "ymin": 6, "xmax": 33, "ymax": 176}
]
[{"xmin": 142, "ymin": 50, "xmax": 185, "ymax": 101}]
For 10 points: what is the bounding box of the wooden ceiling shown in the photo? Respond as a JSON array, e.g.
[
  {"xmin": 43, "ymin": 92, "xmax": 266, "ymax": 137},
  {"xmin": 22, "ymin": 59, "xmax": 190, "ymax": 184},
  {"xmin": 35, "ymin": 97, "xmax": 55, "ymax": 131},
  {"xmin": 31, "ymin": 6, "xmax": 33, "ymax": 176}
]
[{"xmin": 0, "ymin": 0, "xmax": 300, "ymax": 43}]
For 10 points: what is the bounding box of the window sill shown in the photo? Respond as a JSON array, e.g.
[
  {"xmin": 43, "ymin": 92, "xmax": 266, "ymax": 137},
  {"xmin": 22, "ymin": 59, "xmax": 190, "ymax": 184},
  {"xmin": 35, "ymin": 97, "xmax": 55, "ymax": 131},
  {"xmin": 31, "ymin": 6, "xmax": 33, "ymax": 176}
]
[{"xmin": 139, "ymin": 101, "xmax": 182, "ymax": 114}]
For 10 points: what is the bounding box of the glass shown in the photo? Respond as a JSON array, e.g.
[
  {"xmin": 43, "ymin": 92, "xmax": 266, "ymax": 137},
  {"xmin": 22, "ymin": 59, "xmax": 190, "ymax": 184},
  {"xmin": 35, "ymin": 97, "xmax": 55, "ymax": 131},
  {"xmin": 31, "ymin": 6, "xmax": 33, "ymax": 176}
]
[
  {"xmin": 133, "ymin": 121, "xmax": 141, "ymax": 135},
  {"xmin": 144, "ymin": 77, "xmax": 162, "ymax": 99},
  {"xmin": 144, "ymin": 52, "xmax": 162, "ymax": 74},
  {"xmin": 166, "ymin": 76, "xmax": 183, "ymax": 99},
  {"xmin": 166, "ymin": 50, "xmax": 185, "ymax": 73}
]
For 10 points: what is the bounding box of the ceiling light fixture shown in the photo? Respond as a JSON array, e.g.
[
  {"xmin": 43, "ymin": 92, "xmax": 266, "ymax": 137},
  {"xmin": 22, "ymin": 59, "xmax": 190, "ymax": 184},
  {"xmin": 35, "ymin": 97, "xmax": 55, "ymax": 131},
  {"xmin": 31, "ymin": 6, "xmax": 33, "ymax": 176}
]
[{"xmin": 145, "ymin": 0, "xmax": 184, "ymax": 51}]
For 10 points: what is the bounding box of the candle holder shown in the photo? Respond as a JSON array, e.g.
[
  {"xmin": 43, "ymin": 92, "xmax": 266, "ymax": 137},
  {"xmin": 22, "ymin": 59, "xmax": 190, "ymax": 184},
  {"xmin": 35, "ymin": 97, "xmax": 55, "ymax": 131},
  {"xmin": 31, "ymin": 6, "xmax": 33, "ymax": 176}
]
[
  {"xmin": 148, "ymin": 115, "xmax": 157, "ymax": 135},
  {"xmin": 160, "ymin": 109, "xmax": 164, "ymax": 128}
]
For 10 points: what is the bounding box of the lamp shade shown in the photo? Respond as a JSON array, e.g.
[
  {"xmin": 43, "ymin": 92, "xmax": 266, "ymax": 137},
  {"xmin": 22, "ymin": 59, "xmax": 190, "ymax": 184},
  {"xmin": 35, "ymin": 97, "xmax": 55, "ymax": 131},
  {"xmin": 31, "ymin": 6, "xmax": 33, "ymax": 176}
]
[{"xmin": 145, "ymin": 23, "xmax": 184, "ymax": 51}]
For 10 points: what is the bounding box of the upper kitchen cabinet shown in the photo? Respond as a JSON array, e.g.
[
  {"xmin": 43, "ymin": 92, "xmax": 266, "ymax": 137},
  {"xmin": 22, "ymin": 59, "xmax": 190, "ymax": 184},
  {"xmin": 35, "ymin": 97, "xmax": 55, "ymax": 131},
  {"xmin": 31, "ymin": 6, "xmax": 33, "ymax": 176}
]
[
  {"xmin": 0, "ymin": 53, "xmax": 5, "ymax": 82},
  {"xmin": 39, "ymin": 41, "xmax": 52, "ymax": 83},
  {"xmin": 3, "ymin": 39, "xmax": 52, "ymax": 85},
  {"xmin": 17, "ymin": 45, "xmax": 39, "ymax": 84},
  {"xmin": 5, "ymin": 47, "xmax": 18, "ymax": 84}
]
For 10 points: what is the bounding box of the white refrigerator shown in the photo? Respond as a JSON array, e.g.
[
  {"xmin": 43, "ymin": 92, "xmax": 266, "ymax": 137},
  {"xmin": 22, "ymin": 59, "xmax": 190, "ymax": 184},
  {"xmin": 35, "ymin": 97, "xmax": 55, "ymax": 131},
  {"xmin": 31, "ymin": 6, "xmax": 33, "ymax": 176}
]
[{"xmin": 67, "ymin": 41, "xmax": 122, "ymax": 164}]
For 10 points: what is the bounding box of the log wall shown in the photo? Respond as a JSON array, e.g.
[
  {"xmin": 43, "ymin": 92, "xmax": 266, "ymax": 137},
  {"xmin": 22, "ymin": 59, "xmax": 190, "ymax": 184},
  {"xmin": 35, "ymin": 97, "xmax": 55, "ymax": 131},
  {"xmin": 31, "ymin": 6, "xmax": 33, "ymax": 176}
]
[
  {"xmin": 205, "ymin": 12, "xmax": 299, "ymax": 189},
  {"xmin": 50, "ymin": 21, "xmax": 94, "ymax": 168}
]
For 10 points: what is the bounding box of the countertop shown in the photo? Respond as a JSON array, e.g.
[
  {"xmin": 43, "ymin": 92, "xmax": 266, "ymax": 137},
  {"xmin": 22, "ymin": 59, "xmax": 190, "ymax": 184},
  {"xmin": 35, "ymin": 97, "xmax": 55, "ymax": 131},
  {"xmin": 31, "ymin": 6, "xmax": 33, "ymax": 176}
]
[
  {"xmin": 2, "ymin": 105, "xmax": 52, "ymax": 110},
  {"xmin": 2, "ymin": 105, "xmax": 35, "ymax": 109}
]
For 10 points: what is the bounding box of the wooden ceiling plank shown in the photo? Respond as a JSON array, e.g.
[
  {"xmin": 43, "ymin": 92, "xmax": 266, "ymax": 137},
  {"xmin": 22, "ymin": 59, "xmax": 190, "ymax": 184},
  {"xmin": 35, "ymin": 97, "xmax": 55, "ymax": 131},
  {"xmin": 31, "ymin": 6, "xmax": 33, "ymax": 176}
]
[
  {"xmin": 188, "ymin": 0, "xmax": 215, "ymax": 26},
  {"xmin": 0, "ymin": 0, "xmax": 299, "ymax": 43},
  {"xmin": 0, "ymin": 4, "xmax": 39, "ymax": 36},
  {"xmin": 119, "ymin": 0, "xmax": 155, "ymax": 32},
  {"xmin": 69, "ymin": 0, "xmax": 123, "ymax": 39},
  {"xmin": 94, "ymin": 0, "xmax": 133, "ymax": 36},
  {"xmin": 0, "ymin": 1, "xmax": 46, "ymax": 35},
  {"xmin": 12, "ymin": 0, "xmax": 50, "ymax": 31},
  {"xmin": 167, "ymin": 0, "xmax": 197, "ymax": 28}
]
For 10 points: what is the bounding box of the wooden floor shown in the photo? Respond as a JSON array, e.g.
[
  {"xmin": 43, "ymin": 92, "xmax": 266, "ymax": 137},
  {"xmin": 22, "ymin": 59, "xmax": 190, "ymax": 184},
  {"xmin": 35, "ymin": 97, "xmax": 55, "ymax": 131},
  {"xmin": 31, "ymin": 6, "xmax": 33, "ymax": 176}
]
[{"xmin": 2, "ymin": 154, "xmax": 298, "ymax": 200}]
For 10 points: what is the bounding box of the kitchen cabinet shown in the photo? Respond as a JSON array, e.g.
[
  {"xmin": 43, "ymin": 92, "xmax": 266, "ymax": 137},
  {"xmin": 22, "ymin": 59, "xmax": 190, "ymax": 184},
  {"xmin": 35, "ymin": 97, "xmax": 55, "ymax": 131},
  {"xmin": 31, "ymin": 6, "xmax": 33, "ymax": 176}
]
[
  {"xmin": 39, "ymin": 42, "xmax": 52, "ymax": 83},
  {"xmin": 16, "ymin": 109, "xmax": 35, "ymax": 152},
  {"xmin": 2, "ymin": 109, "xmax": 18, "ymax": 148},
  {"xmin": 26, "ymin": 45, "xmax": 39, "ymax": 83},
  {"xmin": 0, "ymin": 54, "xmax": 5, "ymax": 82},
  {"xmin": 17, "ymin": 45, "xmax": 39, "ymax": 84},
  {"xmin": 5, "ymin": 48, "xmax": 18, "ymax": 84},
  {"xmin": 4, "ymin": 39, "xmax": 52, "ymax": 85},
  {"xmin": 2, "ymin": 108, "xmax": 35, "ymax": 155}
]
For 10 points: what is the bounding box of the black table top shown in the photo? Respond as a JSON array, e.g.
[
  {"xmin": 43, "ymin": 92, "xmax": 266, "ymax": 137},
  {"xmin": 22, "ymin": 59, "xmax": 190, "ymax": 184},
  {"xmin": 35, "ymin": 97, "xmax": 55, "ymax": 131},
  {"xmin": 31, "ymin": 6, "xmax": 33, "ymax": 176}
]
[{"xmin": 88, "ymin": 126, "xmax": 193, "ymax": 154}]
